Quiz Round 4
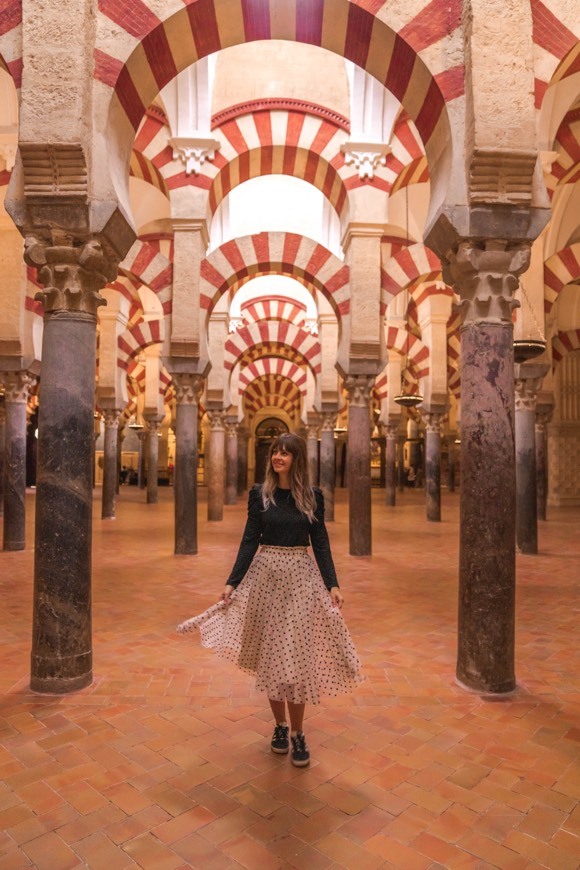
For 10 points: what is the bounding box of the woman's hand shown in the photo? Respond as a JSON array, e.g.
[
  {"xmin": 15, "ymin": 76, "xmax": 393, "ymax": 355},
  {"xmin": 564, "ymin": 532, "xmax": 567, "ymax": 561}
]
[
  {"xmin": 220, "ymin": 584, "xmax": 235, "ymax": 606},
  {"xmin": 330, "ymin": 587, "xmax": 343, "ymax": 609}
]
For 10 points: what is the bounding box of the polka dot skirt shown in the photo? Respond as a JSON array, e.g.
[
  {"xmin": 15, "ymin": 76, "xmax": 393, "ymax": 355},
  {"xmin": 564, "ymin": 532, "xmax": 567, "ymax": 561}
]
[{"xmin": 177, "ymin": 545, "xmax": 363, "ymax": 704}]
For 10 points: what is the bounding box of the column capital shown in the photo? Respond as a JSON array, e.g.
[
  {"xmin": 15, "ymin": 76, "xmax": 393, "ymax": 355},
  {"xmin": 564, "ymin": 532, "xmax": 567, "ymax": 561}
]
[
  {"xmin": 207, "ymin": 409, "xmax": 227, "ymax": 431},
  {"xmin": 2, "ymin": 370, "xmax": 35, "ymax": 404},
  {"xmin": 137, "ymin": 429, "xmax": 148, "ymax": 443},
  {"xmin": 344, "ymin": 374, "xmax": 375, "ymax": 407},
  {"xmin": 173, "ymin": 372, "xmax": 204, "ymax": 406},
  {"xmin": 102, "ymin": 409, "xmax": 121, "ymax": 429},
  {"xmin": 24, "ymin": 236, "xmax": 118, "ymax": 316},
  {"xmin": 225, "ymin": 418, "xmax": 239, "ymax": 438},
  {"xmin": 422, "ymin": 411, "xmax": 444, "ymax": 434},
  {"xmin": 144, "ymin": 417, "xmax": 163, "ymax": 435},
  {"xmin": 385, "ymin": 423, "xmax": 399, "ymax": 439},
  {"xmin": 320, "ymin": 412, "xmax": 338, "ymax": 432},
  {"xmin": 446, "ymin": 240, "xmax": 530, "ymax": 327},
  {"xmin": 515, "ymin": 375, "xmax": 543, "ymax": 412}
]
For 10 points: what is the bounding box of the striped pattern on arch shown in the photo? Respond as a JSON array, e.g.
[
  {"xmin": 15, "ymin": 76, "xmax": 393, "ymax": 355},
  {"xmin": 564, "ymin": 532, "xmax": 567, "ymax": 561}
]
[
  {"xmin": 241, "ymin": 297, "xmax": 308, "ymax": 328},
  {"xmin": 381, "ymin": 243, "xmax": 442, "ymax": 308},
  {"xmin": 552, "ymin": 328, "xmax": 580, "ymax": 365},
  {"xmin": 201, "ymin": 233, "xmax": 349, "ymax": 317},
  {"xmin": 242, "ymin": 374, "xmax": 302, "ymax": 418},
  {"xmin": 531, "ymin": 0, "xmax": 579, "ymax": 104},
  {"xmin": 225, "ymin": 321, "xmax": 321, "ymax": 373},
  {"xmin": 544, "ymin": 243, "xmax": 580, "ymax": 314},
  {"xmin": 547, "ymin": 108, "xmax": 580, "ymax": 195},
  {"xmin": 238, "ymin": 358, "xmax": 308, "ymax": 394},
  {"xmin": 120, "ymin": 239, "xmax": 173, "ymax": 313},
  {"xmin": 385, "ymin": 325, "xmax": 429, "ymax": 380},
  {"xmin": 118, "ymin": 319, "xmax": 164, "ymax": 370},
  {"xmin": 102, "ymin": 0, "xmax": 454, "ymax": 166},
  {"xmin": 130, "ymin": 150, "xmax": 169, "ymax": 197}
]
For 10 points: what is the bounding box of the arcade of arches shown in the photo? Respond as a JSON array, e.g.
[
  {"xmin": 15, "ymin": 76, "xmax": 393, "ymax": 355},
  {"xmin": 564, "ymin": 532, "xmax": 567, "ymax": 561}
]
[{"xmin": 0, "ymin": 1, "xmax": 579, "ymax": 866}]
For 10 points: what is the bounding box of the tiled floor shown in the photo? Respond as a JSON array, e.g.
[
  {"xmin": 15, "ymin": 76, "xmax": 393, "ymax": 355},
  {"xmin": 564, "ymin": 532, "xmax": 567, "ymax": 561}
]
[{"xmin": 1, "ymin": 485, "xmax": 579, "ymax": 869}]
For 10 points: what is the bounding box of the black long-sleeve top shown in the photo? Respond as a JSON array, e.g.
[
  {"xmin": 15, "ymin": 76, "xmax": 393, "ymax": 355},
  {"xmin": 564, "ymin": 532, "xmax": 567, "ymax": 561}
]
[{"xmin": 226, "ymin": 485, "xmax": 339, "ymax": 590}]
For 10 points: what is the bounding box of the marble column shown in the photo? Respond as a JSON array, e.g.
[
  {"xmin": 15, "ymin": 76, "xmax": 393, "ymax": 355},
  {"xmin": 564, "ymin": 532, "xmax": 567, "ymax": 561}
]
[
  {"xmin": 319, "ymin": 412, "xmax": 337, "ymax": 521},
  {"xmin": 115, "ymin": 427, "xmax": 125, "ymax": 495},
  {"xmin": 447, "ymin": 436, "xmax": 456, "ymax": 492},
  {"xmin": 449, "ymin": 240, "xmax": 530, "ymax": 694},
  {"xmin": 424, "ymin": 412, "xmax": 443, "ymax": 522},
  {"xmin": 345, "ymin": 375, "xmax": 374, "ymax": 556},
  {"xmin": 237, "ymin": 426, "xmax": 249, "ymax": 496},
  {"xmin": 101, "ymin": 409, "xmax": 120, "ymax": 519},
  {"xmin": 385, "ymin": 424, "xmax": 398, "ymax": 506},
  {"xmin": 397, "ymin": 436, "xmax": 406, "ymax": 492},
  {"xmin": 306, "ymin": 419, "xmax": 320, "ymax": 486},
  {"xmin": 0, "ymin": 400, "xmax": 5, "ymax": 515},
  {"xmin": 2, "ymin": 372, "xmax": 33, "ymax": 550},
  {"xmin": 25, "ymin": 237, "xmax": 117, "ymax": 693},
  {"xmin": 225, "ymin": 418, "xmax": 239, "ymax": 505},
  {"xmin": 535, "ymin": 412, "xmax": 549, "ymax": 522},
  {"xmin": 207, "ymin": 409, "xmax": 226, "ymax": 521},
  {"xmin": 137, "ymin": 429, "xmax": 147, "ymax": 489},
  {"xmin": 514, "ymin": 368, "xmax": 545, "ymax": 554},
  {"xmin": 173, "ymin": 374, "xmax": 203, "ymax": 555},
  {"xmin": 144, "ymin": 418, "xmax": 162, "ymax": 504}
]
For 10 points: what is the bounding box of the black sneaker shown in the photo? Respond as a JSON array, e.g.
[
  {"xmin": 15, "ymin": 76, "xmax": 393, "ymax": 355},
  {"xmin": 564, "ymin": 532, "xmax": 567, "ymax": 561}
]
[
  {"xmin": 270, "ymin": 723, "xmax": 289, "ymax": 754},
  {"xmin": 290, "ymin": 732, "xmax": 310, "ymax": 767}
]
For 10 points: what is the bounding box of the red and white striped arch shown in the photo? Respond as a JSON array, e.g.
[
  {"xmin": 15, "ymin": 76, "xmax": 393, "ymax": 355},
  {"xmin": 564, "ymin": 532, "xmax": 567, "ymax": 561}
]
[
  {"xmin": 238, "ymin": 357, "xmax": 308, "ymax": 396},
  {"xmin": 225, "ymin": 321, "xmax": 321, "ymax": 373},
  {"xmin": 385, "ymin": 325, "xmax": 429, "ymax": 380},
  {"xmin": 373, "ymin": 372, "xmax": 388, "ymax": 401},
  {"xmin": 130, "ymin": 150, "xmax": 169, "ymax": 198},
  {"xmin": 544, "ymin": 243, "xmax": 580, "ymax": 314},
  {"xmin": 381, "ymin": 243, "xmax": 443, "ymax": 309},
  {"xmin": 531, "ymin": 0, "xmax": 579, "ymax": 108},
  {"xmin": 0, "ymin": 7, "xmax": 23, "ymax": 89},
  {"xmin": 552, "ymin": 328, "xmax": 580, "ymax": 366},
  {"xmin": 101, "ymin": 0, "xmax": 457, "ymax": 198},
  {"xmin": 242, "ymin": 374, "xmax": 303, "ymax": 418},
  {"xmin": 118, "ymin": 318, "xmax": 165, "ymax": 370},
  {"xmin": 200, "ymin": 232, "xmax": 349, "ymax": 318},
  {"xmin": 120, "ymin": 238, "xmax": 173, "ymax": 314},
  {"xmin": 412, "ymin": 281, "xmax": 454, "ymax": 318},
  {"xmin": 240, "ymin": 296, "xmax": 308, "ymax": 328},
  {"xmin": 547, "ymin": 107, "xmax": 580, "ymax": 195}
]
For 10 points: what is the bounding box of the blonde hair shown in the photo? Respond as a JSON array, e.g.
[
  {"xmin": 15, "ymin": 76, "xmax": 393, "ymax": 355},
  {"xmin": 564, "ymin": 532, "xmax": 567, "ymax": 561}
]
[{"xmin": 261, "ymin": 433, "xmax": 317, "ymax": 522}]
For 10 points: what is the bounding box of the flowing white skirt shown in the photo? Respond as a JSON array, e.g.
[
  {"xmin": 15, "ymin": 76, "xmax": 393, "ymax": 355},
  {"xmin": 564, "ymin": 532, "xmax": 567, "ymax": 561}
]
[{"xmin": 177, "ymin": 545, "xmax": 363, "ymax": 704}]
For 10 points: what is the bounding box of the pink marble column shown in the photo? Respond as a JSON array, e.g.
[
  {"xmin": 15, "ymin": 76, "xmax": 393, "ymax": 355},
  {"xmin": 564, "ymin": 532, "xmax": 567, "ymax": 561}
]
[
  {"xmin": 137, "ymin": 430, "xmax": 147, "ymax": 489},
  {"xmin": 207, "ymin": 409, "xmax": 226, "ymax": 521},
  {"xmin": 514, "ymin": 367, "xmax": 547, "ymax": 554},
  {"xmin": 535, "ymin": 412, "xmax": 550, "ymax": 522},
  {"xmin": 447, "ymin": 435, "xmax": 457, "ymax": 492},
  {"xmin": 319, "ymin": 412, "xmax": 337, "ymax": 521},
  {"xmin": 144, "ymin": 417, "xmax": 162, "ymax": 505},
  {"xmin": 237, "ymin": 426, "xmax": 249, "ymax": 496},
  {"xmin": 173, "ymin": 374, "xmax": 203, "ymax": 555},
  {"xmin": 345, "ymin": 375, "xmax": 375, "ymax": 556},
  {"xmin": 385, "ymin": 424, "xmax": 398, "ymax": 506},
  {"xmin": 423, "ymin": 412, "xmax": 443, "ymax": 523},
  {"xmin": 448, "ymin": 240, "xmax": 530, "ymax": 694},
  {"xmin": 306, "ymin": 417, "xmax": 320, "ymax": 486},
  {"xmin": 2, "ymin": 372, "xmax": 34, "ymax": 550},
  {"xmin": 101, "ymin": 409, "xmax": 121, "ymax": 519},
  {"xmin": 225, "ymin": 418, "xmax": 239, "ymax": 505}
]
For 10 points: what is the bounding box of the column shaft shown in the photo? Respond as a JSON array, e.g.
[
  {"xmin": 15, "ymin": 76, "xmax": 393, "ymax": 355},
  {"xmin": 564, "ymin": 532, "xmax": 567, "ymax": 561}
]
[
  {"xmin": 448, "ymin": 438, "xmax": 456, "ymax": 492},
  {"xmin": 237, "ymin": 432, "xmax": 248, "ymax": 496},
  {"xmin": 3, "ymin": 382, "xmax": 29, "ymax": 550},
  {"xmin": 515, "ymin": 376, "xmax": 541, "ymax": 554},
  {"xmin": 146, "ymin": 422, "xmax": 160, "ymax": 504},
  {"xmin": 207, "ymin": 411, "xmax": 226, "ymax": 521},
  {"xmin": 346, "ymin": 377, "xmax": 373, "ymax": 556},
  {"xmin": 397, "ymin": 438, "xmax": 406, "ymax": 491},
  {"xmin": 137, "ymin": 431, "xmax": 146, "ymax": 489},
  {"xmin": 307, "ymin": 428, "xmax": 319, "ymax": 486},
  {"xmin": 0, "ymin": 404, "xmax": 6, "ymax": 515},
  {"xmin": 225, "ymin": 422, "xmax": 238, "ymax": 505},
  {"xmin": 424, "ymin": 416, "xmax": 442, "ymax": 522},
  {"xmin": 174, "ymin": 400, "xmax": 199, "ymax": 554},
  {"xmin": 319, "ymin": 416, "xmax": 336, "ymax": 522},
  {"xmin": 385, "ymin": 431, "xmax": 397, "ymax": 506},
  {"xmin": 32, "ymin": 311, "xmax": 96, "ymax": 692},
  {"xmin": 101, "ymin": 412, "xmax": 119, "ymax": 519},
  {"xmin": 535, "ymin": 419, "xmax": 548, "ymax": 522}
]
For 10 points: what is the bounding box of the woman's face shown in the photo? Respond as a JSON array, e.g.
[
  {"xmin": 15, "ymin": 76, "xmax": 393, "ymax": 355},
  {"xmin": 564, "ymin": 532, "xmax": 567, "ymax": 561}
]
[{"xmin": 271, "ymin": 445, "xmax": 294, "ymax": 477}]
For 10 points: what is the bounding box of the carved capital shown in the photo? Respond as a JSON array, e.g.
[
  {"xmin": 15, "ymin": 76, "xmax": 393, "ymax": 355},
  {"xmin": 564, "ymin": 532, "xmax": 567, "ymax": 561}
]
[
  {"xmin": 385, "ymin": 423, "xmax": 399, "ymax": 439},
  {"xmin": 2, "ymin": 371, "xmax": 35, "ymax": 404},
  {"xmin": 321, "ymin": 412, "xmax": 338, "ymax": 433},
  {"xmin": 340, "ymin": 142, "xmax": 390, "ymax": 180},
  {"xmin": 0, "ymin": 403, "xmax": 5, "ymax": 425},
  {"xmin": 173, "ymin": 373, "xmax": 204, "ymax": 406},
  {"xmin": 144, "ymin": 418, "xmax": 162, "ymax": 436},
  {"xmin": 225, "ymin": 418, "xmax": 239, "ymax": 438},
  {"xmin": 207, "ymin": 409, "xmax": 227, "ymax": 431},
  {"xmin": 344, "ymin": 374, "xmax": 375, "ymax": 408},
  {"xmin": 422, "ymin": 412, "xmax": 443, "ymax": 434},
  {"xmin": 137, "ymin": 430, "xmax": 148, "ymax": 443},
  {"xmin": 448, "ymin": 240, "xmax": 530, "ymax": 326},
  {"xmin": 24, "ymin": 237, "xmax": 117, "ymax": 316},
  {"xmin": 170, "ymin": 136, "xmax": 221, "ymax": 176},
  {"xmin": 306, "ymin": 424, "xmax": 320, "ymax": 439},
  {"xmin": 515, "ymin": 376, "xmax": 543, "ymax": 412},
  {"xmin": 103, "ymin": 409, "xmax": 121, "ymax": 429}
]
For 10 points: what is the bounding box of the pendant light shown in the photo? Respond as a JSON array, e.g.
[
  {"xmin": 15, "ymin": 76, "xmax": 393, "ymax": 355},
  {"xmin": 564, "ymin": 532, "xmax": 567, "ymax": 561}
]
[
  {"xmin": 394, "ymin": 185, "xmax": 423, "ymax": 408},
  {"xmin": 513, "ymin": 281, "xmax": 546, "ymax": 363}
]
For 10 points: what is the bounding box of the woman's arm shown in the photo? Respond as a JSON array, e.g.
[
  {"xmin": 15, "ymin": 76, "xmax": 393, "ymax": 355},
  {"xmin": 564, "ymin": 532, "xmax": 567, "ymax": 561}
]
[
  {"xmin": 224, "ymin": 486, "xmax": 262, "ymax": 590},
  {"xmin": 309, "ymin": 489, "xmax": 340, "ymax": 591}
]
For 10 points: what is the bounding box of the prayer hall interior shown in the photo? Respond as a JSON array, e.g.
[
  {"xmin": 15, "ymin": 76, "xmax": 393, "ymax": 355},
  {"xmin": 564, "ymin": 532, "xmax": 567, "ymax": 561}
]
[{"xmin": 0, "ymin": 1, "xmax": 579, "ymax": 867}]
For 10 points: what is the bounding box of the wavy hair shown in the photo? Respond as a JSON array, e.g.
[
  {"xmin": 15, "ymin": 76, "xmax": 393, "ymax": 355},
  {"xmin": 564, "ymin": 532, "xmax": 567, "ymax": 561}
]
[{"xmin": 261, "ymin": 433, "xmax": 317, "ymax": 522}]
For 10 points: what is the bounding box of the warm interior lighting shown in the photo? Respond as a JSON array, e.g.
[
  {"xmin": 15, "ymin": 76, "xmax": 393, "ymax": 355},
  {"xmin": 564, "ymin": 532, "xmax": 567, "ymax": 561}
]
[{"xmin": 513, "ymin": 339, "xmax": 547, "ymax": 364}]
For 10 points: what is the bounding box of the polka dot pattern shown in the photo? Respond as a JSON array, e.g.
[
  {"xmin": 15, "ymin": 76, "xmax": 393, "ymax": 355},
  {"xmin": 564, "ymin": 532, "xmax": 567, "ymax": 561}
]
[{"xmin": 178, "ymin": 546, "xmax": 363, "ymax": 704}]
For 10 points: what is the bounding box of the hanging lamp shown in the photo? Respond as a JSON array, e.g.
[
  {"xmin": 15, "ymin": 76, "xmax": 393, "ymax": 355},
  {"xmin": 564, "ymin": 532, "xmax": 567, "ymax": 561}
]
[
  {"xmin": 394, "ymin": 186, "xmax": 423, "ymax": 408},
  {"xmin": 513, "ymin": 281, "xmax": 546, "ymax": 363}
]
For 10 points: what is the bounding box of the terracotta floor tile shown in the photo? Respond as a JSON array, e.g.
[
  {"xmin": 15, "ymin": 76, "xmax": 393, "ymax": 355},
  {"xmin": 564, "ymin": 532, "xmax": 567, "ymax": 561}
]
[
  {"xmin": 20, "ymin": 831, "xmax": 82, "ymax": 869},
  {"xmin": 221, "ymin": 832, "xmax": 284, "ymax": 869},
  {"xmin": 121, "ymin": 832, "xmax": 184, "ymax": 869},
  {"xmin": 71, "ymin": 831, "xmax": 137, "ymax": 869},
  {"xmin": 152, "ymin": 805, "xmax": 216, "ymax": 843}
]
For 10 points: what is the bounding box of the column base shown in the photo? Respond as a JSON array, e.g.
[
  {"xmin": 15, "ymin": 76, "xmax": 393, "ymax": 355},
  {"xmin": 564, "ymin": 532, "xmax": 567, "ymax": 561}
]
[
  {"xmin": 3, "ymin": 540, "xmax": 25, "ymax": 551},
  {"xmin": 455, "ymin": 671, "xmax": 516, "ymax": 696},
  {"xmin": 31, "ymin": 653, "xmax": 92, "ymax": 694}
]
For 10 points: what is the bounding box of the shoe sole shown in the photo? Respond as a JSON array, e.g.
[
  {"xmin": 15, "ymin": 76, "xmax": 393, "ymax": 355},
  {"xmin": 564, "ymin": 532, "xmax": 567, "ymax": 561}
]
[
  {"xmin": 271, "ymin": 746, "xmax": 289, "ymax": 754},
  {"xmin": 291, "ymin": 757, "xmax": 310, "ymax": 767}
]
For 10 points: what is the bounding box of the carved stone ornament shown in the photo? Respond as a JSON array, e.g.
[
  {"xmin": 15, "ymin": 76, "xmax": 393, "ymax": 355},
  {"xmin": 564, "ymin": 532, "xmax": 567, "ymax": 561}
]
[
  {"xmin": 535, "ymin": 410, "xmax": 552, "ymax": 431},
  {"xmin": 207, "ymin": 409, "xmax": 227, "ymax": 431},
  {"xmin": 307, "ymin": 424, "xmax": 320, "ymax": 440},
  {"xmin": 340, "ymin": 142, "xmax": 390, "ymax": 181},
  {"xmin": 422, "ymin": 412, "xmax": 443, "ymax": 434},
  {"xmin": 173, "ymin": 373, "xmax": 204, "ymax": 406},
  {"xmin": 515, "ymin": 376, "xmax": 543, "ymax": 413},
  {"xmin": 2, "ymin": 371, "xmax": 35, "ymax": 404},
  {"xmin": 24, "ymin": 237, "xmax": 117, "ymax": 316},
  {"xmin": 385, "ymin": 423, "xmax": 399, "ymax": 439},
  {"xmin": 469, "ymin": 147, "xmax": 537, "ymax": 205},
  {"xmin": 321, "ymin": 412, "xmax": 338, "ymax": 432},
  {"xmin": 144, "ymin": 418, "xmax": 162, "ymax": 436},
  {"xmin": 448, "ymin": 240, "xmax": 530, "ymax": 327},
  {"xmin": 102, "ymin": 409, "xmax": 121, "ymax": 429},
  {"xmin": 344, "ymin": 375, "xmax": 375, "ymax": 408},
  {"xmin": 228, "ymin": 317, "xmax": 244, "ymax": 333},
  {"xmin": 170, "ymin": 136, "xmax": 221, "ymax": 176},
  {"xmin": 225, "ymin": 420, "xmax": 239, "ymax": 439}
]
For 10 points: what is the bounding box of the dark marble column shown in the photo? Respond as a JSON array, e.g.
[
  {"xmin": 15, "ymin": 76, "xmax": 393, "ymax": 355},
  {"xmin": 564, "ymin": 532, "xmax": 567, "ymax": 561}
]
[
  {"xmin": 535, "ymin": 412, "xmax": 550, "ymax": 522},
  {"xmin": 225, "ymin": 418, "xmax": 239, "ymax": 505},
  {"xmin": 144, "ymin": 417, "xmax": 162, "ymax": 504},
  {"xmin": 237, "ymin": 426, "xmax": 249, "ymax": 496},
  {"xmin": 385, "ymin": 424, "xmax": 398, "ymax": 506},
  {"xmin": 101, "ymin": 409, "xmax": 120, "ymax": 519},
  {"xmin": 25, "ymin": 237, "xmax": 118, "ymax": 693},
  {"xmin": 2, "ymin": 372, "xmax": 33, "ymax": 550},
  {"xmin": 377, "ymin": 433, "xmax": 386, "ymax": 489},
  {"xmin": 345, "ymin": 375, "xmax": 374, "ymax": 556},
  {"xmin": 449, "ymin": 240, "xmax": 530, "ymax": 694},
  {"xmin": 423, "ymin": 412, "xmax": 443, "ymax": 522},
  {"xmin": 137, "ymin": 429, "xmax": 147, "ymax": 489},
  {"xmin": 319, "ymin": 412, "xmax": 337, "ymax": 521},
  {"xmin": 173, "ymin": 374, "xmax": 203, "ymax": 555},
  {"xmin": 115, "ymin": 427, "xmax": 125, "ymax": 495},
  {"xmin": 515, "ymin": 368, "xmax": 546, "ymax": 554},
  {"xmin": 207, "ymin": 409, "xmax": 226, "ymax": 521},
  {"xmin": 0, "ymin": 400, "xmax": 5, "ymax": 516},
  {"xmin": 397, "ymin": 436, "xmax": 406, "ymax": 491},
  {"xmin": 306, "ymin": 418, "xmax": 320, "ymax": 486},
  {"xmin": 447, "ymin": 435, "xmax": 457, "ymax": 492}
]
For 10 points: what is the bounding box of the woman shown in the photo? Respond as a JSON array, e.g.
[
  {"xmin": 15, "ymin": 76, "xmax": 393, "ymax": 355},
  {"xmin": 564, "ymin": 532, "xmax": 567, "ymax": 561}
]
[{"xmin": 178, "ymin": 433, "xmax": 362, "ymax": 767}]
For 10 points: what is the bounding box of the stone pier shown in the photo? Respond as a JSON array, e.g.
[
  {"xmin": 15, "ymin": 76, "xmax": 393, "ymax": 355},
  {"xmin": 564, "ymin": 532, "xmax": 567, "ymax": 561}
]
[
  {"xmin": 306, "ymin": 416, "xmax": 320, "ymax": 486},
  {"xmin": 0, "ymin": 400, "xmax": 5, "ymax": 516},
  {"xmin": 447, "ymin": 435, "xmax": 457, "ymax": 492},
  {"xmin": 397, "ymin": 436, "xmax": 406, "ymax": 491}
]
